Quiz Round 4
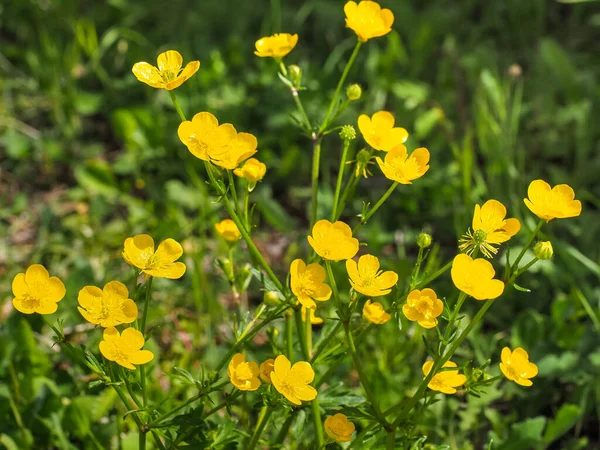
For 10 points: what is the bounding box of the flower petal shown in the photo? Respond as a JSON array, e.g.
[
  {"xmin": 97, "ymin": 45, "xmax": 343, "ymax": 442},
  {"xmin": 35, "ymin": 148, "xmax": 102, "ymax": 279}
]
[
  {"xmin": 155, "ymin": 239, "xmax": 184, "ymax": 264},
  {"xmin": 12, "ymin": 273, "xmax": 27, "ymax": 297},
  {"xmin": 157, "ymin": 50, "xmax": 183, "ymax": 73},
  {"xmin": 274, "ymin": 355, "xmax": 291, "ymax": 376},
  {"xmin": 129, "ymin": 350, "xmax": 154, "ymax": 365},
  {"xmin": 289, "ymin": 361, "xmax": 315, "ymax": 384},
  {"xmin": 132, "ymin": 62, "xmax": 163, "ymax": 88},
  {"xmin": 121, "ymin": 327, "xmax": 145, "ymax": 350},
  {"xmin": 123, "ymin": 234, "xmax": 155, "ymax": 268},
  {"xmin": 78, "ymin": 286, "xmax": 103, "ymax": 309}
]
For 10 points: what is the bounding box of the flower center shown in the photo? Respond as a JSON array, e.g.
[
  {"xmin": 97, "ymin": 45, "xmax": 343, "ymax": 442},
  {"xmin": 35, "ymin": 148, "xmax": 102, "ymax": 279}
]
[
  {"xmin": 473, "ymin": 229, "xmax": 488, "ymax": 245},
  {"xmin": 235, "ymin": 363, "xmax": 254, "ymax": 381},
  {"xmin": 415, "ymin": 297, "xmax": 432, "ymax": 315},
  {"xmin": 21, "ymin": 294, "xmax": 41, "ymax": 310}
]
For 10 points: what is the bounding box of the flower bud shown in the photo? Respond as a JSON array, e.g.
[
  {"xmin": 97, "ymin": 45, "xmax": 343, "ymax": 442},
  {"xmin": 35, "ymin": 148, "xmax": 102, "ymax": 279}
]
[
  {"xmin": 339, "ymin": 125, "xmax": 356, "ymax": 141},
  {"xmin": 534, "ymin": 241, "xmax": 553, "ymax": 260},
  {"xmin": 346, "ymin": 84, "xmax": 362, "ymax": 101},
  {"xmin": 288, "ymin": 64, "xmax": 302, "ymax": 88},
  {"xmin": 417, "ymin": 232, "xmax": 432, "ymax": 249},
  {"xmin": 263, "ymin": 291, "xmax": 281, "ymax": 306},
  {"xmin": 216, "ymin": 257, "xmax": 234, "ymax": 282}
]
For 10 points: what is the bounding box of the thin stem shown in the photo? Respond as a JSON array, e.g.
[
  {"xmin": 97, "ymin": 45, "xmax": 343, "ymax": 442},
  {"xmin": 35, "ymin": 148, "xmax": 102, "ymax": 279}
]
[
  {"xmin": 169, "ymin": 91, "xmax": 187, "ymax": 121},
  {"xmin": 331, "ymin": 139, "xmax": 352, "ymax": 221},
  {"xmin": 386, "ymin": 429, "xmax": 396, "ymax": 450},
  {"xmin": 274, "ymin": 412, "xmax": 295, "ymax": 446},
  {"xmin": 295, "ymin": 308, "xmax": 310, "ymax": 361},
  {"xmin": 443, "ymin": 292, "xmax": 468, "ymax": 342},
  {"xmin": 510, "ymin": 219, "xmax": 544, "ymax": 276},
  {"xmin": 203, "ymin": 390, "xmax": 243, "ymax": 419},
  {"xmin": 243, "ymin": 180, "xmax": 250, "ymax": 229},
  {"xmin": 511, "ymin": 257, "xmax": 539, "ymax": 281},
  {"xmin": 311, "ymin": 322, "xmax": 342, "ymax": 364},
  {"xmin": 414, "ymin": 260, "xmax": 453, "ymax": 290},
  {"xmin": 325, "ymin": 262, "xmax": 340, "ymax": 310},
  {"xmin": 139, "ymin": 429, "xmax": 146, "ymax": 450},
  {"xmin": 353, "ymin": 182, "xmax": 398, "ymax": 233},
  {"xmin": 227, "ymin": 170, "xmax": 242, "ymax": 220},
  {"xmin": 311, "ymin": 399, "xmax": 325, "ymax": 448},
  {"xmin": 305, "ymin": 307, "xmax": 313, "ymax": 357},
  {"xmin": 310, "ymin": 139, "xmax": 322, "ymax": 229},
  {"xmin": 335, "ymin": 172, "xmax": 360, "ymax": 221},
  {"xmin": 344, "ymin": 323, "xmax": 389, "ymax": 428},
  {"xmin": 286, "ymin": 312, "xmax": 294, "ymax": 361},
  {"xmin": 246, "ymin": 405, "xmax": 274, "ymax": 450},
  {"xmin": 292, "ymin": 88, "xmax": 312, "ymax": 131},
  {"xmin": 140, "ymin": 277, "xmax": 153, "ymax": 408},
  {"xmin": 320, "ymin": 41, "xmax": 363, "ymax": 133}
]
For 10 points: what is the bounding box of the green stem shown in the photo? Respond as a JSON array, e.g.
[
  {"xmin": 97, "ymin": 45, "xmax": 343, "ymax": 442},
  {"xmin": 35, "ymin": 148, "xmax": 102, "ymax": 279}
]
[
  {"xmin": 286, "ymin": 312, "xmax": 294, "ymax": 361},
  {"xmin": 443, "ymin": 292, "xmax": 468, "ymax": 342},
  {"xmin": 311, "ymin": 322, "xmax": 342, "ymax": 364},
  {"xmin": 274, "ymin": 412, "xmax": 295, "ymax": 446},
  {"xmin": 169, "ymin": 91, "xmax": 187, "ymax": 121},
  {"xmin": 139, "ymin": 429, "xmax": 146, "ymax": 450},
  {"xmin": 243, "ymin": 180, "xmax": 250, "ymax": 229},
  {"xmin": 222, "ymin": 195, "xmax": 284, "ymax": 293},
  {"xmin": 344, "ymin": 323, "xmax": 390, "ymax": 428},
  {"xmin": 325, "ymin": 261, "xmax": 341, "ymax": 310},
  {"xmin": 334, "ymin": 172, "xmax": 360, "ymax": 221},
  {"xmin": 140, "ymin": 277, "xmax": 153, "ymax": 408},
  {"xmin": 305, "ymin": 307, "xmax": 313, "ymax": 356},
  {"xmin": 353, "ymin": 182, "xmax": 398, "ymax": 233},
  {"xmin": 227, "ymin": 170, "xmax": 242, "ymax": 221},
  {"xmin": 292, "ymin": 88, "xmax": 312, "ymax": 131},
  {"xmin": 295, "ymin": 308, "xmax": 310, "ymax": 361},
  {"xmin": 510, "ymin": 219, "xmax": 544, "ymax": 276},
  {"xmin": 310, "ymin": 139, "xmax": 322, "ymax": 229},
  {"xmin": 311, "ymin": 399, "xmax": 325, "ymax": 448},
  {"xmin": 246, "ymin": 405, "xmax": 274, "ymax": 450},
  {"xmin": 511, "ymin": 257, "xmax": 539, "ymax": 282},
  {"xmin": 386, "ymin": 429, "xmax": 396, "ymax": 450},
  {"xmin": 414, "ymin": 260, "xmax": 453, "ymax": 291},
  {"xmin": 331, "ymin": 138, "xmax": 352, "ymax": 221},
  {"xmin": 320, "ymin": 41, "xmax": 363, "ymax": 133}
]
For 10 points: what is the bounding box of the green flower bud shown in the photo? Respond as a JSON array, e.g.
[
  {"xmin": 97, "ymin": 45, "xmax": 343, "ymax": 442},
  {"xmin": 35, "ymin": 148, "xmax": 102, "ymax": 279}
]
[
  {"xmin": 339, "ymin": 125, "xmax": 356, "ymax": 141},
  {"xmin": 263, "ymin": 291, "xmax": 282, "ymax": 306},
  {"xmin": 534, "ymin": 241, "xmax": 553, "ymax": 260},
  {"xmin": 346, "ymin": 84, "xmax": 362, "ymax": 101},
  {"xmin": 288, "ymin": 65, "xmax": 302, "ymax": 88},
  {"xmin": 216, "ymin": 258, "xmax": 234, "ymax": 282},
  {"xmin": 417, "ymin": 232, "xmax": 432, "ymax": 249}
]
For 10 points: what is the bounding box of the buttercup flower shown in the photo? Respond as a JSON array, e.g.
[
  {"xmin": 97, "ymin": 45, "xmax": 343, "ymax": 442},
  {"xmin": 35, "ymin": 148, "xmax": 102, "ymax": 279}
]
[
  {"xmin": 500, "ymin": 347, "xmax": 538, "ymax": 387},
  {"xmin": 228, "ymin": 353, "xmax": 261, "ymax": 391},
  {"xmin": 215, "ymin": 219, "xmax": 241, "ymax": 242},
  {"xmin": 234, "ymin": 158, "xmax": 267, "ymax": 185},
  {"xmin": 422, "ymin": 360, "xmax": 466, "ymax": 394},
  {"xmin": 324, "ymin": 413, "xmax": 355, "ymax": 442},
  {"xmin": 12, "ymin": 264, "xmax": 65, "ymax": 315},
  {"xmin": 402, "ymin": 288, "xmax": 443, "ymax": 329},
  {"xmin": 132, "ymin": 50, "xmax": 200, "ymax": 90},
  {"xmin": 99, "ymin": 327, "xmax": 154, "ymax": 370},
  {"xmin": 451, "ymin": 254, "xmax": 504, "ymax": 300},
  {"xmin": 259, "ymin": 359, "xmax": 275, "ymax": 383},
  {"xmin": 524, "ymin": 180, "xmax": 582, "ymax": 222},
  {"xmin": 346, "ymin": 254, "xmax": 398, "ymax": 297},
  {"xmin": 290, "ymin": 259, "xmax": 332, "ymax": 310},
  {"xmin": 123, "ymin": 234, "xmax": 186, "ymax": 279},
  {"xmin": 358, "ymin": 111, "xmax": 408, "ymax": 151},
  {"xmin": 270, "ymin": 355, "xmax": 317, "ymax": 405},
  {"xmin": 210, "ymin": 132, "xmax": 258, "ymax": 170},
  {"xmin": 254, "ymin": 33, "xmax": 298, "ymax": 59},
  {"xmin": 78, "ymin": 281, "xmax": 138, "ymax": 328},
  {"xmin": 376, "ymin": 145, "xmax": 430, "ymax": 184},
  {"xmin": 344, "ymin": 1, "xmax": 394, "ymax": 42},
  {"xmin": 308, "ymin": 220, "xmax": 359, "ymax": 261},
  {"xmin": 177, "ymin": 112, "xmax": 237, "ymax": 161},
  {"xmin": 459, "ymin": 200, "xmax": 521, "ymax": 258},
  {"xmin": 362, "ymin": 300, "xmax": 391, "ymax": 324},
  {"xmin": 301, "ymin": 305, "xmax": 324, "ymax": 325}
]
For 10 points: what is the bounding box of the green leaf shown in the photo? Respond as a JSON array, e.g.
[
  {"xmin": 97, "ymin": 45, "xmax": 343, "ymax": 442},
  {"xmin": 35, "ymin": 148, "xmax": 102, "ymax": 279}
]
[
  {"xmin": 495, "ymin": 416, "xmax": 546, "ymax": 450},
  {"xmin": 512, "ymin": 283, "xmax": 531, "ymax": 293},
  {"xmin": 543, "ymin": 404, "xmax": 581, "ymax": 446}
]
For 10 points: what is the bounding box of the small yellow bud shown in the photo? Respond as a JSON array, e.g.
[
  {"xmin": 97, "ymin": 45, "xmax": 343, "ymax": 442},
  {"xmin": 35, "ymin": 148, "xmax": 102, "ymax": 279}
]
[
  {"xmin": 534, "ymin": 241, "xmax": 553, "ymax": 260},
  {"xmin": 417, "ymin": 233, "xmax": 432, "ymax": 249},
  {"xmin": 346, "ymin": 84, "xmax": 362, "ymax": 101},
  {"xmin": 288, "ymin": 64, "xmax": 302, "ymax": 88},
  {"xmin": 339, "ymin": 125, "xmax": 356, "ymax": 141},
  {"xmin": 264, "ymin": 291, "xmax": 281, "ymax": 306}
]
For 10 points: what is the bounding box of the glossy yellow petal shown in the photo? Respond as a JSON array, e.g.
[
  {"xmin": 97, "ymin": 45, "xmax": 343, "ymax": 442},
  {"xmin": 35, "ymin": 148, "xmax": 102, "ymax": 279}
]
[
  {"xmin": 157, "ymin": 50, "xmax": 183, "ymax": 73},
  {"xmin": 12, "ymin": 273, "xmax": 28, "ymax": 297},
  {"xmin": 132, "ymin": 62, "xmax": 164, "ymax": 88},
  {"xmin": 129, "ymin": 350, "xmax": 154, "ymax": 365},
  {"xmin": 155, "ymin": 239, "xmax": 184, "ymax": 265},
  {"xmin": 123, "ymin": 234, "xmax": 155, "ymax": 268}
]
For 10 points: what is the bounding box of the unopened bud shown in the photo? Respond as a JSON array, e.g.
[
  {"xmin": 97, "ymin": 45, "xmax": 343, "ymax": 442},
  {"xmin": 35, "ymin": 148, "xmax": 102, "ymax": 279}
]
[
  {"xmin": 216, "ymin": 258, "xmax": 234, "ymax": 282},
  {"xmin": 417, "ymin": 232, "xmax": 432, "ymax": 249},
  {"xmin": 346, "ymin": 84, "xmax": 362, "ymax": 101},
  {"xmin": 340, "ymin": 125, "xmax": 356, "ymax": 141},
  {"xmin": 288, "ymin": 65, "xmax": 302, "ymax": 88},
  {"xmin": 534, "ymin": 241, "xmax": 553, "ymax": 260},
  {"xmin": 263, "ymin": 291, "xmax": 281, "ymax": 306}
]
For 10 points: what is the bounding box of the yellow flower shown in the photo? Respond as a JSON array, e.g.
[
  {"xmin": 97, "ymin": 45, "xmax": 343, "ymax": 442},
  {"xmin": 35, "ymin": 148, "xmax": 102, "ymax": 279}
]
[
  {"xmin": 362, "ymin": 300, "xmax": 391, "ymax": 324},
  {"xmin": 524, "ymin": 179, "xmax": 582, "ymax": 222},
  {"xmin": 123, "ymin": 234, "xmax": 186, "ymax": 279},
  {"xmin": 301, "ymin": 305, "xmax": 324, "ymax": 325},
  {"xmin": 215, "ymin": 219, "xmax": 241, "ymax": 242},
  {"xmin": 234, "ymin": 158, "xmax": 266, "ymax": 183},
  {"xmin": 210, "ymin": 132, "xmax": 258, "ymax": 170},
  {"xmin": 228, "ymin": 353, "xmax": 261, "ymax": 391},
  {"xmin": 177, "ymin": 112, "xmax": 237, "ymax": 162},
  {"xmin": 344, "ymin": 1, "xmax": 394, "ymax": 42},
  {"xmin": 11, "ymin": 264, "xmax": 65, "ymax": 315},
  {"xmin": 324, "ymin": 413, "xmax": 355, "ymax": 442},
  {"xmin": 271, "ymin": 355, "xmax": 317, "ymax": 405},
  {"xmin": 99, "ymin": 327, "xmax": 154, "ymax": 370},
  {"xmin": 308, "ymin": 220, "xmax": 359, "ymax": 261},
  {"xmin": 459, "ymin": 199, "xmax": 521, "ymax": 258},
  {"xmin": 259, "ymin": 359, "xmax": 275, "ymax": 383},
  {"xmin": 132, "ymin": 50, "xmax": 200, "ymax": 90},
  {"xmin": 290, "ymin": 259, "xmax": 332, "ymax": 310},
  {"xmin": 451, "ymin": 254, "xmax": 504, "ymax": 300},
  {"xmin": 254, "ymin": 33, "xmax": 298, "ymax": 59},
  {"xmin": 376, "ymin": 145, "xmax": 430, "ymax": 184},
  {"xmin": 402, "ymin": 288, "xmax": 443, "ymax": 329},
  {"xmin": 500, "ymin": 347, "xmax": 538, "ymax": 387},
  {"xmin": 358, "ymin": 111, "xmax": 407, "ymax": 151},
  {"xmin": 346, "ymin": 254, "xmax": 398, "ymax": 297},
  {"xmin": 78, "ymin": 281, "xmax": 138, "ymax": 328},
  {"xmin": 422, "ymin": 360, "xmax": 466, "ymax": 394}
]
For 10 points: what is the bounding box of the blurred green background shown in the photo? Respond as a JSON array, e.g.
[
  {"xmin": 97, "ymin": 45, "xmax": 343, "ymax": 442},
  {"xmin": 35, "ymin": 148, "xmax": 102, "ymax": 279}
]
[{"xmin": 1, "ymin": 0, "xmax": 599, "ymax": 449}]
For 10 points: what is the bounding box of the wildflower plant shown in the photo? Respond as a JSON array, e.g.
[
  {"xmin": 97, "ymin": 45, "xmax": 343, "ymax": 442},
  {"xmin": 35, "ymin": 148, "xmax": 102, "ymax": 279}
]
[{"xmin": 9, "ymin": 1, "xmax": 585, "ymax": 449}]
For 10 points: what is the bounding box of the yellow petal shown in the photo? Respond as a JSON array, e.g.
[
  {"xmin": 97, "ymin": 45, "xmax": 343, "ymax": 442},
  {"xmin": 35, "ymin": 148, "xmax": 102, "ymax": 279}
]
[
  {"xmin": 157, "ymin": 50, "xmax": 183, "ymax": 73},
  {"xmin": 12, "ymin": 273, "xmax": 27, "ymax": 297},
  {"xmin": 123, "ymin": 234, "xmax": 155, "ymax": 268},
  {"xmin": 274, "ymin": 354, "xmax": 291, "ymax": 376},
  {"xmin": 155, "ymin": 239, "xmax": 184, "ymax": 265},
  {"xmin": 78, "ymin": 286, "xmax": 103, "ymax": 309},
  {"xmin": 25, "ymin": 264, "xmax": 49, "ymax": 286},
  {"xmin": 130, "ymin": 350, "xmax": 154, "ymax": 365},
  {"xmin": 132, "ymin": 62, "xmax": 164, "ymax": 88},
  {"xmin": 121, "ymin": 327, "xmax": 145, "ymax": 350}
]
